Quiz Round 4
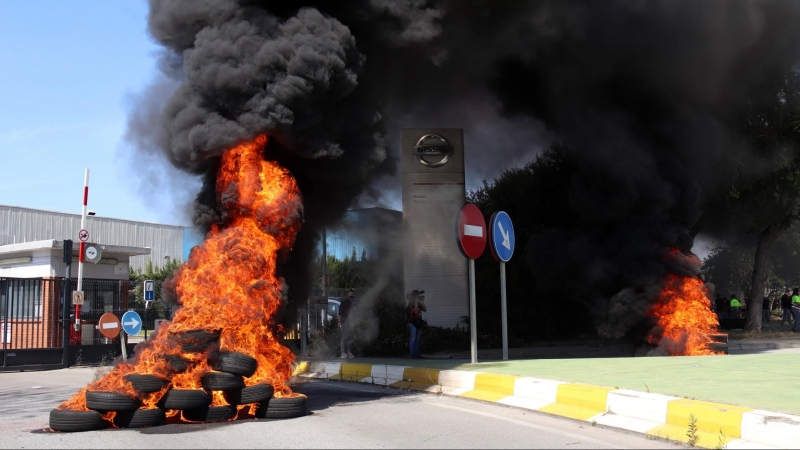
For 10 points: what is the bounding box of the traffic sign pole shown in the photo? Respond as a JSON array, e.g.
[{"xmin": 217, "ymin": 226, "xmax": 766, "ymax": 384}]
[
  {"xmin": 76, "ymin": 169, "xmax": 90, "ymax": 332},
  {"xmin": 489, "ymin": 211, "xmax": 515, "ymax": 362},
  {"xmin": 120, "ymin": 332, "xmax": 127, "ymax": 361},
  {"xmin": 457, "ymin": 203, "xmax": 487, "ymax": 365},
  {"xmin": 469, "ymin": 258, "xmax": 478, "ymax": 364},
  {"xmin": 500, "ymin": 261, "xmax": 508, "ymax": 360}
]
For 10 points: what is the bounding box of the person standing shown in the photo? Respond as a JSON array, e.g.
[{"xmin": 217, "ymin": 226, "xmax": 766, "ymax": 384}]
[
  {"xmin": 730, "ymin": 295, "xmax": 742, "ymax": 319},
  {"xmin": 405, "ymin": 290, "xmax": 427, "ymax": 359},
  {"xmin": 781, "ymin": 289, "xmax": 794, "ymax": 325},
  {"xmin": 338, "ymin": 289, "xmax": 356, "ymax": 358},
  {"xmin": 791, "ymin": 288, "xmax": 800, "ymax": 333}
]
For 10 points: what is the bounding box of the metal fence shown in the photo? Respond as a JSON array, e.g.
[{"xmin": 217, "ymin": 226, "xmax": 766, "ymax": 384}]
[
  {"xmin": 0, "ymin": 278, "xmax": 63, "ymax": 350},
  {"xmin": 0, "ymin": 277, "xmax": 169, "ymax": 350}
]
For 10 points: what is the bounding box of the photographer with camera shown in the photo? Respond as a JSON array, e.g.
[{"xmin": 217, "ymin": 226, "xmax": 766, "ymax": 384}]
[{"xmin": 405, "ymin": 290, "xmax": 427, "ymax": 359}]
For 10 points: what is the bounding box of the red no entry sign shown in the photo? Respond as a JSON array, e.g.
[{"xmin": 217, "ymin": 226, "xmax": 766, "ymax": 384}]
[
  {"xmin": 98, "ymin": 313, "xmax": 121, "ymax": 339},
  {"xmin": 456, "ymin": 203, "xmax": 487, "ymax": 259}
]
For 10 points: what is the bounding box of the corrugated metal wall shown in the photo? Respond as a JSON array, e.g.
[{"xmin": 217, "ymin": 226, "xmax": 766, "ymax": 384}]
[{"xmin": 0, "ymin": 205, "xmax": 184, "ymax": 271}]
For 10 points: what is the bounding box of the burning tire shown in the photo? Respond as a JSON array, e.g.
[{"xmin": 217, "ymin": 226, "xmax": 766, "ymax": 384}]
[
  {"xmin": 49, "ymin": 409, "xmax": 108, "ymax": 432},
  {"xmin": 124, "ymin": 374, "xmax": 168, "ymax": 393},
  {"xmin": 210, "ymin": 351, "xmax": 257, "ymax": 377},
  {"xmin": 201, "ymin": 371, "xmax": 244, "ymax": 390},
  {"xmin": 85, "ymin": 391, "xmax": 141, "ymax": 412},
  {"xmin": 223, "ymin": 383, "xmax": 274, "ymax": 405},
  {"xmin": 174, "ymin": 329, "xmax": 222, "ymax": 353},
  {"xmin": 255, "ymin": 395, "xmax": 307, "ymax": 419},
  {"xmin": 112, "ymin": 408, "xmax": 166, "ymax": 428},
  {"xmin": 182, "ymin": 405, "xmax": 238, "ymax": 422},
  {"xmin": 158, "ymin": 389, "xmax": 212, "ymax": 410},
  {"xmin": 164, "ymin": 354, "xmax": 191, "ymax": 373}
]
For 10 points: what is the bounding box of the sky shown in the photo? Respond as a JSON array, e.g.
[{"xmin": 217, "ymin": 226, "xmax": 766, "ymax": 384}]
[{"xmin": 0, "ymin": 1, "xmax": 197, "ymax": 226}]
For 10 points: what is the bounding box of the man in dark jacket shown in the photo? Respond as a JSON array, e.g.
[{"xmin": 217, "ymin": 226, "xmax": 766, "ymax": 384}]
[
  {"xmin": 338, "ymin": 290, "xmax": 356, "ymax": 358},
  {"xmin": 781, "ymin": 289, "xmax": 794, "ymax": 325}
]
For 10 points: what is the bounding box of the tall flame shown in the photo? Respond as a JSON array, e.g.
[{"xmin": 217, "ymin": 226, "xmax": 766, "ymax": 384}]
[
  {"xmin": 647, "ymin": 274, "xmax": 721, "ymax": 356},
  {"xmin": 58, "ymin": 135, "xmax": 303, "ymax": 412}
]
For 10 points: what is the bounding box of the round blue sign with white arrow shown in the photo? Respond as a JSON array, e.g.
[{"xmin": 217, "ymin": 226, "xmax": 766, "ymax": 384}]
[
  {"xmin": 121, "ymin": 310, "xmax": 142, "ymax": 336},
  {"xmin": 489, "ymin": 211, "xmax": 515, "ymax": 262}
]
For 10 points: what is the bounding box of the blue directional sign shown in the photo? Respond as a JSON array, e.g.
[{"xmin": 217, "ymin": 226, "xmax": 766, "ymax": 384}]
[
  {"xmin": 144, "ymin": 279, "xmax": 155, "ymax": 301},
  {"xmin": 121, "ymin": 311, "xmax": 142, "ymax": 336},
  {"xmin": 489, "ymin": 211, "xmax": 515, "ymax": 262}
]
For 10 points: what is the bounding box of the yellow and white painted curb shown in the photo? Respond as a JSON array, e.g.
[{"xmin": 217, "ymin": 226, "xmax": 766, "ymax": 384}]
[{"xmin": 293, "ymin": 361, "xmax": 800, "ymax": 449}]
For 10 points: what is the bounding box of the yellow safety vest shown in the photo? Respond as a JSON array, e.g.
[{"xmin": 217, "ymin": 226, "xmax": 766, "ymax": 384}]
[
  {"xmin": 792, "ymin": 295, "xmax": 800, "ymax": 306},
  {"xmin": 730, "ymin": 298, "xmax": 742, "ymax": 307}
]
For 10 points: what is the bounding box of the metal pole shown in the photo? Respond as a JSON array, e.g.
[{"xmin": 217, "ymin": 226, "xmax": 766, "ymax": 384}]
[
  {"xmin": 301, "ymin": 302, "xmax": 307, "ymax": 355},
  {"xmin": 120, "ymin": 332, "xmax": 128, "ymax": 361},
  {"xmin": 500, "ymin": 261, "xmax": 508, "ymax": 360},
  {"xmin": 76, "ymin": 169, "xmax": 89, "ymax": 332},
  {"xmin": 62, "ymin": 250, "xmax": 72, "ymax": 368},
  {"xmin": 469, "ymin": 258, "xmax": 478, "ymax": 364},
  {"xmin": 322, "ymin": 228, "xmax": 328, "ymax": 299},
  {"xmin": 144, "ymin": 303, "xmax": 149, "ymax": 340}
]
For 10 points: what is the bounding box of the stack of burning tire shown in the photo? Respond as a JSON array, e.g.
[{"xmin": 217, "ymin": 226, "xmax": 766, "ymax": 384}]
[{"xmin": 49, "ymin": 330, "xmax": 307, "ymax": 432}]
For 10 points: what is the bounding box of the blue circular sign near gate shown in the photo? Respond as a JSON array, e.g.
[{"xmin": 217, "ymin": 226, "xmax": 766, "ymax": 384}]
[
  {"xmin": 489, "ymin": 211, "xmax": 515, "ymax": 262},
  {"xmin": 121, "ymin": 310, "xmax": 142, "ymax": 336}
]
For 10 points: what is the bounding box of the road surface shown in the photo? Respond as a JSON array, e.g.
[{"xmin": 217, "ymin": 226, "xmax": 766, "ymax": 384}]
[{"xmin": 0, "ymin": 368, "xmax": 681, "ymax": 449}]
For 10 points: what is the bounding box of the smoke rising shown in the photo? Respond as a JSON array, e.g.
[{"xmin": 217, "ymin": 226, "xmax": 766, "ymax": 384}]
[{"xmin": 129, "ymin": 0, "xmax": 800, "ymax": 344}]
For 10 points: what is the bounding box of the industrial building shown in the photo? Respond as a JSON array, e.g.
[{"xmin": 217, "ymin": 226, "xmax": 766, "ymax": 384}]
[{"xmin": 1, "ymin": 204, "xmax": 184, "ymax": 271}]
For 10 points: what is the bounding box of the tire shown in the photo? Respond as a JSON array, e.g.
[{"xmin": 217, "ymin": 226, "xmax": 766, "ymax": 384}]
[
  {"xmin": 255, "ymin": 395, "xmax": 307, "ymax": 419},
  {"xmin": 224, "ymin": 383, "xmax": 274, "ymax": 405},
  {"xmin": 174, "ymin": 329, "xmax": 221, "ymax": 353},
  {"xmin": 49, "ymin": 409, "xmax": 108, "ymax": 432},
  {"xmin": 164, "ymin": 355, "xmax": 190, "ymax": 373},
  {"xmin": 182, "ymin": 405, "xmax": 237, "ymax": 422},
  {"xmin": 158, "ymin": 389, "xmax": 211, "ymax": 410},
  {"xmin": 210, "ymin": 351, "xmax": 257, "ymax": 377},
  {"xmin": 124, "ymin": 374, "xmax": 168, "ymax": 393},
  {"xmin": 112, "ymin": 408, "xmax": 166, "ymax": 428},
  {"xmin": 85, "ymin": 390, "xmax": 140, "ymax": 412},
  {"xmin": 201, "ymin": 371, "xmax": 244, "ymax": 390}
]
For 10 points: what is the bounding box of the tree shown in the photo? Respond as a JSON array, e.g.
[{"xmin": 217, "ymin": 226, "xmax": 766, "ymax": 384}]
[
  {"xmin": 468, "ymin": 144, "xmax": 595, "ymax": 341},
  {"xmin": 723, "ymin": 72, "xmax": 800, "ymax": 332},
  {"xmin": 703, "ymin": 223, "xmax": 800, "ymax": 305},
  {"xmin": 129, "ymin": 257, "xmax": 182, "ymax": 320}
]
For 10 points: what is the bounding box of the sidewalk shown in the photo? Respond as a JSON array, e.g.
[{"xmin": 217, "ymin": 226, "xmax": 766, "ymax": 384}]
[{"xmin": 295, "ymin": 340, "xmax": 800, "ymax": 449}]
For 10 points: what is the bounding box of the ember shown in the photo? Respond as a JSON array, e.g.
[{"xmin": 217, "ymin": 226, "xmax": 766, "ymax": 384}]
[{"xmin": 50, "ymin": 136, "xmax": 308, "ymax": 432}]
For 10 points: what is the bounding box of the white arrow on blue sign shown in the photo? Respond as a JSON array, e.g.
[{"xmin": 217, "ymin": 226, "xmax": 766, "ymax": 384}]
[
  {"xmin": 121, "ymin": 311, "xmax": 142, "ymax": 336},
  {"xmin": 144, "ymin": 280, "xmax": 155, "ymax": 301},
  {"xmin": 489, "ymin": 211, "xmax": 515, "ymax": 262}
]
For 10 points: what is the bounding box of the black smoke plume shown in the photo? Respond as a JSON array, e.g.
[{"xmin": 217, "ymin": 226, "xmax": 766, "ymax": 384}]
[{"xmin": 129, "ymin": 0, "xmax": 800, "ymax": 343}]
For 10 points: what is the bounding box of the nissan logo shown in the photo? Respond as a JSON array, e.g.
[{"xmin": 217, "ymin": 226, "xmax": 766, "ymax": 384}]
[{"xmin": 413, "ymin": 134, "xmax": 453, "ymax": 168}]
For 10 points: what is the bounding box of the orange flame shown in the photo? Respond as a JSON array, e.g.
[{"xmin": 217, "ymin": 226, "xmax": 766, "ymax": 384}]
[
  {"xmin": 647, "ymin": 273, "xmax": 722, "ymax": 355},
  {"xmin": 58, "ymin": 135, "xmax": 303, "ymax": 412}
]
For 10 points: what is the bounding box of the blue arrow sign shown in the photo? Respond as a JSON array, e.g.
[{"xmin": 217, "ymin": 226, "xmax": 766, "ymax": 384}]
[
  {"xmin": 121, "ymin": 311, "xmax": 142, "ymax": 336},
  {"xmin": 144, "ymin": 279, "xmax": 155, "ymax": 301},
  {"xmin": 490, "ymin": 211, "xmax": 515, "ymax": 262}
]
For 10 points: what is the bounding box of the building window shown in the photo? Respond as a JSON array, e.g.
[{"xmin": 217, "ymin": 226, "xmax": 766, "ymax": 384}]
[{"xmin": 0, "ymin": 278, "xmax": 42, "ymax": 320}]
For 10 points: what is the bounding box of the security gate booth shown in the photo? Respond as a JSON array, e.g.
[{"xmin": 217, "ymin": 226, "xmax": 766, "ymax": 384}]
[{"xmin": 0, "ymin": 240, "xmax": 152, "ymax": 371}]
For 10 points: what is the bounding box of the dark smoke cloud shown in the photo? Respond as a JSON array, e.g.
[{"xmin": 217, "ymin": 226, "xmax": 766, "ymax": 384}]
[{"xmin": 128, "ymin": 0, "xmax": 800, "ymax": 343}]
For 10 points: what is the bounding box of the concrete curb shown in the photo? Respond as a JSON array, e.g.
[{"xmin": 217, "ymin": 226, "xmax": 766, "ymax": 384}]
[{"xmin": 293, "ymin": 361, "xmax": 800, "ymax": 449}]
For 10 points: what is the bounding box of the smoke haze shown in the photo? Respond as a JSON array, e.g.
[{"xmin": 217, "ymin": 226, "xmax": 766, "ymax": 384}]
[{"xmin": 128, "ymin": 0, "xmax": 800, "ymax": 341}]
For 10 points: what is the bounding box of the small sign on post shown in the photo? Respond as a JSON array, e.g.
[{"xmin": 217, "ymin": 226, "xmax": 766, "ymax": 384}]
[
  {"xmin": 144, "ymin": 280, "xmax": 155, "ymax": 301},
  {"xmin": 72, "ymin": 291, "xmax": 84, "ymax": 306},
  {"xmin": 456, "ymin": 203, "xmax": 487, "ymax": 364},
  {"xmin": 489, "ymin": 211, "xmax": 515, "ymax": 361}
]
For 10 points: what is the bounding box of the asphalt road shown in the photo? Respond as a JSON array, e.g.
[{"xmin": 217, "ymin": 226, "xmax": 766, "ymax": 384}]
[{"xmin": 0, "ymin": 368, "xmax": 681, "ymax": 449}]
